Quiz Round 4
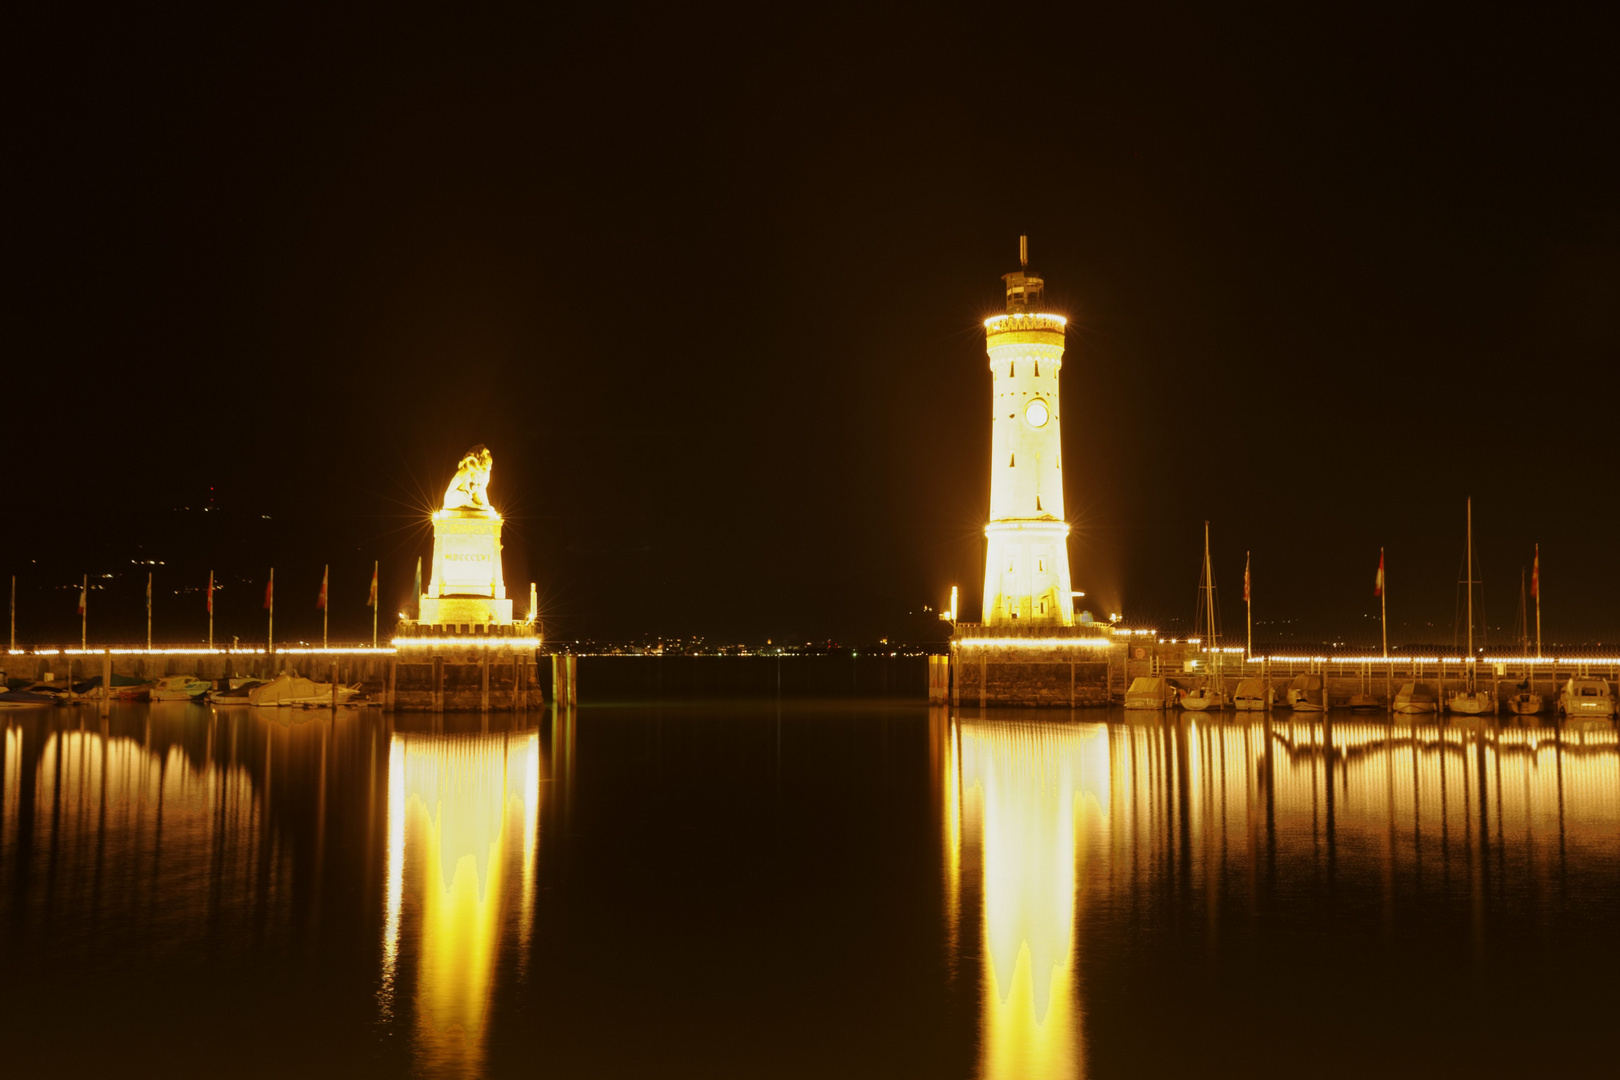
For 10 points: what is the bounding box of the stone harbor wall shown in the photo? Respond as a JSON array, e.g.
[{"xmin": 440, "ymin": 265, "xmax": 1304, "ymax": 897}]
[
  {"xmin": 953, "ymin": 655, "xmax": 1113, "ymax": 707},
  {"xmin": 390, "ymin": 651, "xmax": 546, "ymax": 711}
]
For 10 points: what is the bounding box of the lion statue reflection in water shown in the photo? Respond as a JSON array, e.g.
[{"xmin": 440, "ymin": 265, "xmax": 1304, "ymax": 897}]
[{"xmin": 442, "ymin": 445, "xmax": 494, "ymax": 511}]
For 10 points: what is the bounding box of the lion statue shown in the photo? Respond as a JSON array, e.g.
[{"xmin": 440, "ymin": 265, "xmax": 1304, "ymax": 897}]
[{"xmin": 442, "ymin": 445, "xmax": 494, "ymax": 511}]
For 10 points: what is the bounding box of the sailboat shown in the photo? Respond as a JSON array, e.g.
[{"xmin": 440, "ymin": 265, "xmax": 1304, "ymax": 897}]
[
  {"xmin": 1448, "ymin": 497, "xmax": 1494, "ymax": 716},
  {"xmin": 1180, "ymin": 521, "xmax": 1228, "ymax": 711},
  {"xmin": 1507, "ymin": 547, "xmax": 1544, "ymax": 715},
  {"xmin": 1393, "ymin": 680, "xmax": 1438, "ymax": 713},
  {"xmin": 1348, "ymin": 660, "xmax": 1381, "ymax": 710}
]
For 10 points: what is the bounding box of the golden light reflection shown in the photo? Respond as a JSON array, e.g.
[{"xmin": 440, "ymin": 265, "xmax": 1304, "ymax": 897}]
[
  {"xmin": 0, "ymin": 718, "xmax": 267, "ymax": 941},
  {"xmin": 941, "ymin": 714, "xmax": 1620, "ymax": 1077},
  {"xmin": 950, "ymin": 719, "xmax": 1111, "ymax": 1080},
  {"xmin": 381, "ymin": 729, "xmax": 541, "ymax": 1079}
]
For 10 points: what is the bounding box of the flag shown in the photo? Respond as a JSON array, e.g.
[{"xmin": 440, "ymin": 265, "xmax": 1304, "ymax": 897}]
[
  {"xmin": 1531, "ymin": 545, "xmax": 1539, "ymax": 599},
  {"xmin": 317, "ymin": 565, "xmax": 328, "ymax": 610},
  {"xmin": 207, "ymin": 571, "xmax": 214, "ymax": 615},
  {"xmin": 1243, "ymin": 553, "xmax": 1250, "ymax": 603},
  {"xmin": 368, "ymin": 563, "xmax": 378, "ymax": 609},
  {"xmin": 78, "ymin": 583, "xmax": 86, "ymax": 617},
  {"xmin": 264, "ymin": 570, "xmax": 274, "ymax": 610},
  {"xmin": 1374, "ymin": 550, "xmax": 1385, "ymax": 597}
]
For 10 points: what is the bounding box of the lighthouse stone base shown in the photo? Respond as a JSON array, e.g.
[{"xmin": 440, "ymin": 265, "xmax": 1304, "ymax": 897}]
[{"xmin": 950, "ymin": 624, "xmax": 1118, "ymax": 708}]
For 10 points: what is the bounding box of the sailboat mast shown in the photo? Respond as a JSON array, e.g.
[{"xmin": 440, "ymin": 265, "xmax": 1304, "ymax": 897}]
[
  {"xmin": 1203, "ymin": 521, "xmax": 1215, "ymax": 645},
  {"xmin": 1534, "ymin": 542, "xmax": 1541, "ymax": 659},
  {"xmin": 1380, "ymin": 546, "xmax": 1387, "ymax": 659},
  {"xmin": 1246, "ymin": 550, "xmax": 1252, "ymax": 661},
  {"xmin": 1465, "ymin": 498, "xmax": 1474, "ymax": 683},
  {"xmin": 1519, "ymin": 568, "xmax": 1527, "ymax": 654}
]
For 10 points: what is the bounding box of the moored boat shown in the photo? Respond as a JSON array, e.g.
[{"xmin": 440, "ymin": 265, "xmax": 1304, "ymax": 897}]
[
  {"xmin": 1180, "ymin": 685, "xmax": 1225, "ymax": 712},
  {"xmin": 99, "ymin": 673, "xmax": 156, "ymax": 701},
  {"xmin": 1557, "ymin": 677, "xmax": 1616, "ymax": 720},
  {"xmin": 1506, "ymin": 687, "xmax": 1543, "ymax": 715},
  {"xmin": 1447, "ymin": 688, "xmax": 1494, "ymax": 715},
  {"xmin": 1393, "ymin": 682, "xmax": 1437, "ymax": 713},
  {"xmin": 1285, "ymin": 674, "xmax": 1325, "ymax": 712},
  {"xmin": 208, "ymin": 678, "xmax": 268, "ymax": 703},
  {"xmin": 0, "ymin": 689, "xmax": 56, "ymax": 709},
  {"xmin": 151, "ymin": 675, "xmax": 212, "ymax": 701},
  {"xmin": 1232, "ymin": 678, "xmax": 1273, "ymax": 711},
  {"xmin": 1125, "ymin": 676, "xmax": 1176, "ymax": 710},
  {"xmin": 247, "ymin": 673, "xmax": 360, "ymax": 707},
  {"xmin": 1509, "ymin": 562, "xmax": 1545, "ymax": 716},
  {"xmin": 1180, "ymin": 521, "xmax": 1228, "ymax": 711},
  {"xmin": 1446, "ymin": 498, "xmax": 1495, "ymax": 716}
]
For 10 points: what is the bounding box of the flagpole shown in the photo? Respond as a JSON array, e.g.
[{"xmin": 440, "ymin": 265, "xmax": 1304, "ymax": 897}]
[
  {"xmin": 1380, "ymin": 546, "xmax": 1387, "ymax": 659},
  {"xmin": 208, "ymin": 571, "xmax": 214, "ymax": 649},
  {"xmin": 9, "ymin": 574, "xmax": 14, "ymax": 651},
  {"xmin": 1534, "ymin": 543, "xmax": 1541, "ymax": 659},
  {"xmin": 1244, "ymin": 551, "xmax": 1251, "ymax": 661},
  {"xmin": 146, "ymin": 571, "xmax": 152, "ymax": 651},
  {"xmin": 372, "ymin": 560, "xmax": 379, "ymax": 649},
  {"xmin": 268, "ymin": 568, "xmax": 275, "ymax": 654},
  {"xmin": 81, "ymin": 573, "xmax": 87, "ymax": 650},
  {"xmin": 322, "ymin": 564, "xmax": 329, "ymax": 649}
]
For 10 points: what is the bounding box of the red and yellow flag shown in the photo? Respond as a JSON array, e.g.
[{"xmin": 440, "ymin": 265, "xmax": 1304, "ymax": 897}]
[
  {"xmin": 367, "ymin": 563, "xmax": 378, "ymax": 609},
  {"xmin": 1374, "ymin": 551, "xmax": 1385, "ymax": 597},
  {"xmin": 317, "ymin": 565, "xmax": 328, "ymax": 610},
  {"xmin": 1531, "ymin": 545, "xmax": 1539, "ymax": 599}
]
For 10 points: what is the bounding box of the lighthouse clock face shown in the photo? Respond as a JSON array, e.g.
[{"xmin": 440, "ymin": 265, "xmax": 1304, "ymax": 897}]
[{"xmin": 1025, "ymin": 399, "xmax": 1050, "ymax": 427}]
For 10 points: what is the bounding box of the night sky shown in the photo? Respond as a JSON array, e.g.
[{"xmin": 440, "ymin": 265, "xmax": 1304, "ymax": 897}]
[{"xmin": 8, "ymin": 3, "xmax": 1617, "ymax": 648}]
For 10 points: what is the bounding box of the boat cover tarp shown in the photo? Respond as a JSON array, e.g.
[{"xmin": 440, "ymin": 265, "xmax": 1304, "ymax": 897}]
[
  {"xmin": 1125, "ymin": 677, "xmax": 1172, "ymax": 703},
  {"xmin": 249, "ymin": 674, "xmax": 323, "ymax": 706},
  {"xmin": 1234, "ymin": 678, "xmax": 1268, "ymax": 698}
]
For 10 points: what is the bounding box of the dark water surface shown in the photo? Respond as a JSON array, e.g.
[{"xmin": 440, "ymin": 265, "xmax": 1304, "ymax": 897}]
[{"xmin": 3, "ymin": 703, "xmax": 1617, "ymax": 1078}]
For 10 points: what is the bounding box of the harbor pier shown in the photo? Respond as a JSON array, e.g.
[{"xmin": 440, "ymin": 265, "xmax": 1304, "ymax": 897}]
[
  {"xmin": 2, "ymin": 641, "xmax": 551, "ymax": 711},
  {"xmin": 946, "ymin": 631, "xmax": 1620, "ymax": 712}
]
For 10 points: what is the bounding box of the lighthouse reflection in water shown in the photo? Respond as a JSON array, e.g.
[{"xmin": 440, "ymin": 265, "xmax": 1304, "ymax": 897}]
[
  {"xmin": 944, "ymin": 719, "xmax": 1106, "ymax": 1080},
  {"xmin": 381, "ymin": 728, "xmax": 541, "ymax": 1078},
  {"xmin": 938, "ymin": 714, "xmax": 1620, "ymax": 1078}
]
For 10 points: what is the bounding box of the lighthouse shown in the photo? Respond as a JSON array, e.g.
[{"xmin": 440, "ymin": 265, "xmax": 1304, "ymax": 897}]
[{"xmin": 980, "ymin": 237, "xmax": 1075, "ymax": 627}]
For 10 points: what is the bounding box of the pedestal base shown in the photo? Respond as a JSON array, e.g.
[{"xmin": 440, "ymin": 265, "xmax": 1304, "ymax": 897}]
[{"xmin": 418, "ymin": 596, "xmax": 513, "ymax": 626}]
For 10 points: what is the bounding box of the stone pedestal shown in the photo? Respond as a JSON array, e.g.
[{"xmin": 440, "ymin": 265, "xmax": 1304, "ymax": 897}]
[{"xmin": 419, "ymin": 508, "xmax": 513, "ymax": 625}]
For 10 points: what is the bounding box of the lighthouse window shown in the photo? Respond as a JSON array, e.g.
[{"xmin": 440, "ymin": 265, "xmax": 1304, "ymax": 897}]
[
  {"xmin": 1040, "ymin": 600, "xmax": 1048, "ymax": 615},
  {"xmin": 1038, "ymin": 558, "xmax": 1045, "ymax": 572},
  {"xmin": 1009, "ymin": 362, "xmax": 1015, "ymax": 377},
  {"xmin": 1036, "ymin": 495, "xmax": 1043, "ymax": 512},
  {"xmin": 1009, "ymin": 453, "xmax": 1015, "ymax": 467},
  {"xmin": 1034, "ymin": 361, "xmax": 1040, "ymax": 377}
]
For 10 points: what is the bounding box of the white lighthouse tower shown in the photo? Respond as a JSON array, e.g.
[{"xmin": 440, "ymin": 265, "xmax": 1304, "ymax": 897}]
[{"xmin": 980, "ymin": 237, "xmax": 1075, "ymax": 627}]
